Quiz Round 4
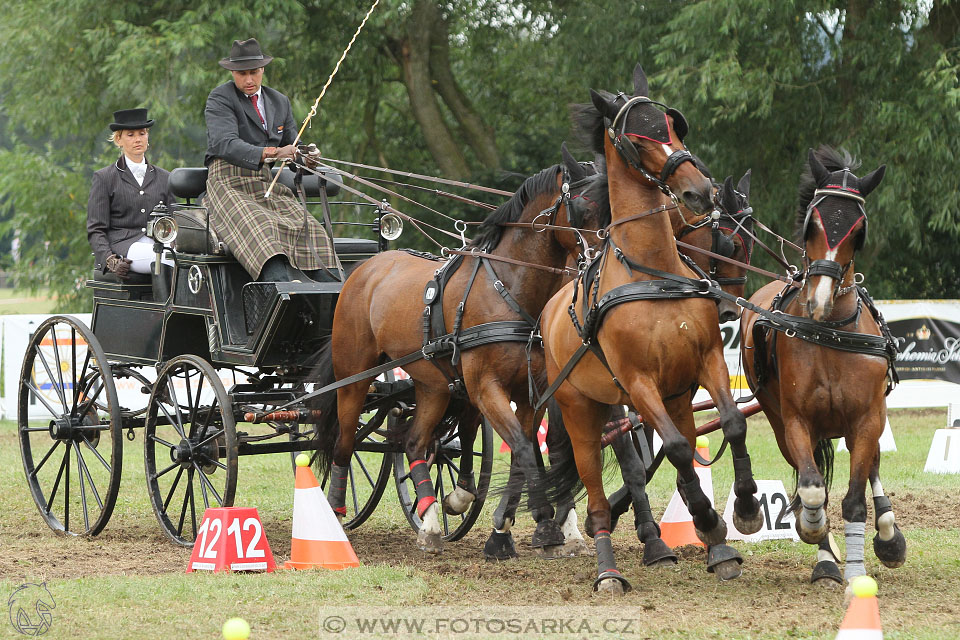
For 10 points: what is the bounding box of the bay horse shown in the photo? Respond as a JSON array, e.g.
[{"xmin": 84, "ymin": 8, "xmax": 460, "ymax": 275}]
[
  {"xmin": 539, "ymin": 64, "xmax": 764, "ymax": 593},
  {"xmin": 739, "ymin": 146, "xmax": 904, "ymax": 585},
  {"xmin": 314, "ymin": 161, "xmax": 610, "ymax": 555},
  {"xmin": 536, "ymin": 166, "xmax": 758, "ymax": 567}
]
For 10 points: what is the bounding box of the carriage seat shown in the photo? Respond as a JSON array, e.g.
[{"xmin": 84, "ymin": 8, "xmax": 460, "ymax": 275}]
[
  {"xmin": 168, "ymin": 166, "xmax": 342, "ymax": 201},
  {"xmin": 88, "ymin": 269, "xmax": 153, "ymax": 301}
]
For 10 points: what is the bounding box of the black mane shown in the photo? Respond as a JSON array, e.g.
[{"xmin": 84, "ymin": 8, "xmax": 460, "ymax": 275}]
[
  {"xmin": 467, "ymin": 165, "xmax": 562, "ymax": 251},
  {"xmin": 795, "ymin": 145, "xmax": 860, "ymax": 241},
  {"xmin": 570, "ymin": 90, "xmax": 616, "ymax": 156}
]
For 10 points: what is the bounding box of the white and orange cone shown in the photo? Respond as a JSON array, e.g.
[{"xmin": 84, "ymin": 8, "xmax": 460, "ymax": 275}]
[
  {"xmin": 837, "ymin": 576, "xmax": 883, "ymax": 639},
  {"xmin": 659, "ymin": 435, "xmax": 715, "ymax": 548},
  {"xmin": 283, "ymin": 454, "xmax": 360, "ymax": 570}
]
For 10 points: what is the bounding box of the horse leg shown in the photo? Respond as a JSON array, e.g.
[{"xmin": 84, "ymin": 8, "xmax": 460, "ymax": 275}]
[
  {"xmin": 870, "ymin": 446, "xmax": 907, "ymax": 568},
  {"xmin": 664, "ymin": 394, "xmax": 742, "ymax": 580},
  {"xmin": 546, "ymin": 415, "xmax": 590, "ymax": 557},
  {"xmin": 483, "ymin": 453, "xmax": 522, "ymax": 560},
  {"xmin": 479, "ymin": 390, "xmax": 564, "ymax": 553},
  {"xmin": 328, "ymin": 380, "xmax": 372, "ymax": 521},
  {"xmin": 442, "ymin": 406, "xmax": 480, "ymax": 516},
  {"xmin": 607, "ymin": 410, "xmax": 676, "ymax": 567},
  {"xmin": 559, "ymin": 388, "xmax": 631, "ymax": 594},
  {"xmin": 780, "ymin": 413, "xmax": 831, "ymax": 545},
  {"xmin": 404, "ymin": 386, "xmax": 453, "ymax": 554},
  {"xmin": 810, "ymin": 533, "xmax": 844, "ymax": 587},
  {"xmin": 840, "ymin": 430, "xmax": 879, "ymax": 582},
  {"xmin": 699, "ymin": 348, "xmax": 762, "ymax": 535}
]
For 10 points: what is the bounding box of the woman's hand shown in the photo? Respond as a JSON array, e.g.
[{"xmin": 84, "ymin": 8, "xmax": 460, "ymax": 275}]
[{"xmin": 106, "ymin": 254, "xmax": 132, "ymax": 278}]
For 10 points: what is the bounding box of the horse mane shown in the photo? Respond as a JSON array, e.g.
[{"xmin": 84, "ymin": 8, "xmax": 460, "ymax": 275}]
[
  {"xmin": 467, "ymin": 165, "xmax": 562, "ymax": 251},
  {"xmin": 794, "ymin": 145, "xmax": 861, "ymax": 241},
  {"xmin": 570, "ymin": 90, "xmax": 616, "ymax": 156}
]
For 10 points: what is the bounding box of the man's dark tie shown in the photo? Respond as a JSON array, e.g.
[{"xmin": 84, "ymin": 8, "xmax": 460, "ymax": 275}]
[{"xmin": 251, "ymin": 94, "xmax": 266, "ymax": 130}]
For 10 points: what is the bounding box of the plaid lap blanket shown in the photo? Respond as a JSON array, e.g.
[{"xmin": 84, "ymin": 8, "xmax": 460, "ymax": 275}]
[{"xmin": 205, "ymin": 158, "xmax": 334, "ymax": 277}]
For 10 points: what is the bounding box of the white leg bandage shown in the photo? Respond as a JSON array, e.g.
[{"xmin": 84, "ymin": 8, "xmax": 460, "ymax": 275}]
[{"xmin": 843, "ymin": 521, "xmax": 866, "ymax": 580}]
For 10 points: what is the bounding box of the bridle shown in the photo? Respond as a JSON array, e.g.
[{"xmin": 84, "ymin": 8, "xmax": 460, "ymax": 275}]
[
  {"xmin": 606, "ymin": 94, "xmax": 695, "ymax": 195},
  {"xmin": 676, "ymin": 202, "xmax": 755, "ymax": 287},
  {"xmin": 800, "ymin": 171, "xmax": 868, "ymax": 300}
]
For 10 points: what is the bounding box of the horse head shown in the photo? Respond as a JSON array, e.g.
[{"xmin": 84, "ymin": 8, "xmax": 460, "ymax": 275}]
[
  {"xmin": 797, "ymin": 147, "xmax": 885, "ymax": 321},
  {"xmin": 574, "ymin": 63, "xmax": 712, "ymax": 216}
]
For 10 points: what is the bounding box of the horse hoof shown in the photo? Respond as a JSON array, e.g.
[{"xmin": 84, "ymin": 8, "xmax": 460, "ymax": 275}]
[
  {"xmin": 536, "ymin": 538, "xmax": 590, "ymax": 558},
  {"xmin": 483, "ymin": 530, "xmax": 518, "ymax": 561},
  {"xmin": 593, "ymin": 571, "xmax": 632, "ymax": 594},
  {"xmin": 795, "ymin": 516, "xmax": 830, "ymax": 545},
  {"xmin": 442, "ymin": 486, "xmax": 475, "ymax": 516},
  {"xmin": 873, "ymin": 525, "xmax": 907, "ymax": 568},
  {"xmin": 810, "ymin": 560, "xmax": 843, "ymax": 586},
  {"xmin": 531, "ymin": 519, "xmax": 565, "ymax": 548},
  {"xmin": 706, "ymin": 544, "xmax": 743, "ymax": 581},
  {"xmin": 642, "ymin": 538, "xmax": 678, "ymax": 567},
  {"xmin": 417, "ymin": 530, "xmax": 444, "ymax": 554},
  {"xmin": 695, "ymin": 517, "xmax": 728, "ymax": 547},
  {"xmin": 733, "ymin": 498, "xmax": 764, "ymax": 536}
]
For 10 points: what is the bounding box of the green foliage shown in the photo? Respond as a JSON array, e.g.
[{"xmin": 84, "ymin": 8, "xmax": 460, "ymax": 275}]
[{"xmin": 0, "ymin": 0, "xmax": 958, "ymax": 303}]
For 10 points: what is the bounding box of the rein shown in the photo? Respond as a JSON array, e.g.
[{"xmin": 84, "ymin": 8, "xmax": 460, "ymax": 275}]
[{"xmin": 443, "ymin": 249, "xmax": 575, "ymax": 277}]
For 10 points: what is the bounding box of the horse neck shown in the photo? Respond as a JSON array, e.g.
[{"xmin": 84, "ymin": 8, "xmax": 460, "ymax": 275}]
[
  {"xmin": 487, "ymin": 201, "xmax": 569, "ymax": 312},
  {"xmin": 606, "ymin": 161, "xmax": 685, "ymax": 273}
]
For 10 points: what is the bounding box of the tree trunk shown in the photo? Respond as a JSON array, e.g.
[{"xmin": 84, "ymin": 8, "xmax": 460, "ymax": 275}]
[
  {"xmin": 429, "ymin": 11, "xmax": 499, "ymax": 170},
  {"xmin": 397, "ymin": 0, "xmax": 470, "ymax": 179}
]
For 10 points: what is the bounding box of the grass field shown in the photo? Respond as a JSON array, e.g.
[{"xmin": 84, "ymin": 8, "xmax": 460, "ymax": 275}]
[
  {"xmin": 1, "ymin": 408, "xmax": 959, "ymax": 639},
  {"xmin": 0, "ymin": 288, "xmax": 59, "ymax": 315}
]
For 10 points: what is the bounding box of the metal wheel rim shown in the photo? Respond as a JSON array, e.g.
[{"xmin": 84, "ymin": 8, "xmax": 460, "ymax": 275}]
[{"xmin": 17, "ymin": 315, "xmax": 123, "ymax": 536}]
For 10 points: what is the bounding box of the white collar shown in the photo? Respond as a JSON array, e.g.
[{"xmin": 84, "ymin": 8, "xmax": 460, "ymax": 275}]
[{"xmin": 125, "ymin": 155, "xmax": 147, "ymax": 169}]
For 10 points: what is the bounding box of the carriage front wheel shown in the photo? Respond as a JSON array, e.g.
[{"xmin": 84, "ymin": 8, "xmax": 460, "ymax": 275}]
[
  {"xmin": 17, "ymin": 315, "xmax": 123, "ymax": 536},
  {"xmin": 144, "ymin": 354, "xmax": 238, "ymax": 546}
]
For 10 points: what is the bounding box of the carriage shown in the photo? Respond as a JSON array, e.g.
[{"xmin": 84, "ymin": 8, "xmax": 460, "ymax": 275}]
[{"xmin": 16, "ymin": 165, "xmax": 492, "ymax": 547}]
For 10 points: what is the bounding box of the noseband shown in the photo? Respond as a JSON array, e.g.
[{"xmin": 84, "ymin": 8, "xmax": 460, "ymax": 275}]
[
  {"xmin": 677, "ymin": 205, "xmax": 754, "ymax": 286},
  {"xmin": 801, "ymin": 173, "xmax": 867, "ymax": 298},
  {"xmin": 606, "ymin": 95, "xmax": 695, "ymax": 194}
]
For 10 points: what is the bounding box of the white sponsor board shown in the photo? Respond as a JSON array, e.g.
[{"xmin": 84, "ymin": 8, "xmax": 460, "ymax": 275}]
[{"xmin": 722, "ymin": 479, "xmax": 800, "ymax": 543}]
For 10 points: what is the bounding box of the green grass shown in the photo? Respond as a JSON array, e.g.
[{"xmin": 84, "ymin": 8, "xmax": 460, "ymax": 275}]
[
  {"xmin": 2, "ymin": 408, "xmax": 959, "ymax": 639},
  {"xmin": 0, "ymin": 288, "xmax": 59, "ymax": 315}
]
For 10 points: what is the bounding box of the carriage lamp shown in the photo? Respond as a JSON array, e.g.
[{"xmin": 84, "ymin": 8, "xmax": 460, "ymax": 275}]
[
  {"xmin": 378, "ymin": 212, "xmax": 403, "ymax": 241},
  {"xmin": 147, "ymin": 204, "xmax": 179, "ymax": 245}
]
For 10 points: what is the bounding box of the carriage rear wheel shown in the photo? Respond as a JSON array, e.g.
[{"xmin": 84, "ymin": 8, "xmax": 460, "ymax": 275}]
[
  {"xmin": 17, "ymin": 315, "xmax": 123, "ymax": 536},
  {"xmin": 394, "ymin": 417, "xmax": 492, "ymax": 541},
  {"xmin": 144, "ymin": 355, "xmax": 238, "ymax": 546}
]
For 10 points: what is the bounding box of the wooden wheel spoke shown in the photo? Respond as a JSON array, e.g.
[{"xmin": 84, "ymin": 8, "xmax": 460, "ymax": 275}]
[
  {"xmin": 49, "ymin": 327, "xmax": 70, "ymax": 412},
  {"xmin": 80, "ymin": 436, "xmax": 111, "ymax": 473},
  {"xmin": 74, "ymin": 441, "xmax": 104, "ymax": 510},
  {"xmin": 193, "ymin": 464, "xmax": 223, "ymax": 506},
  {"xmin": 163, "ymin": 467, "xmax": 185, "ymax": 512},
  {"xmin": 30, "ymin": 440, "xmax": 62, "ymax": 477},
  {"xmin": 24, "ymin": 379, "xmax": 63, "ymax": 418}
]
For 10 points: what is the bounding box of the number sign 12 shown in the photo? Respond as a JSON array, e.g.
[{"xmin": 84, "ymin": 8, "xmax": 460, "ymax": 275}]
[
  {"xmin": 187, "ymin": 507, "xmax": 276, "ymax": 573},
  {"xmin": 721, "ymin": 480, "xmax": 801, "ymax": 543}
]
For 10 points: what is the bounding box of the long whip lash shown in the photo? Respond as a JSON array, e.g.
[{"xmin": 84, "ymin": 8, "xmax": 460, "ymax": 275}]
[{"xmin": 265, "ymin": 0, "xmax": 381, "ymax": 198}]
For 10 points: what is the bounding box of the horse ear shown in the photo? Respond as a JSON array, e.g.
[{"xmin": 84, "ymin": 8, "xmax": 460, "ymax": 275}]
[
  {"xmin": 632, "ymin": 63, "xmax": 649, "ymax": 97},
  {"xmin": 737, "ymin": 169, "xmax": 752, "ymax": 198},
  {"xmin": 808, "ymin": 148, "xmax": 829, "ymax": 185},
  {"xmin": 722, "ymin": 176, "xmax": 737, "ymax": 212},
  {"xmin": 561, "ymin": 142, "xmax": 587, "ymax": 181},
  {"xmin": 590, "ymin": 89, "xmax": 612, "ymax": 119},
  {"xmin": 859, "ymin": 164, "xmax": 886, "ymax": 197}
]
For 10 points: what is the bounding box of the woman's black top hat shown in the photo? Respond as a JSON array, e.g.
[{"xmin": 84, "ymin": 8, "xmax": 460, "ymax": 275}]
[
  {"xmin": 219, "ymin": 38, "xmax": 274, "ymax": 71},
  {"xmin": 109, "ymin": 108, "xmax": 155, "ymax": 131}
]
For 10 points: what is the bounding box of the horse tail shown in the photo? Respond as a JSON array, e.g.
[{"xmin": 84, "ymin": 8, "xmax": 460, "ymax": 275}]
[
  {"xmin": 306, "ymin": 339, "xmax": 339, "ymax": 479},
  {"xmin": 541, "ymin": 397, "xmax": 586, "ymax": 505}
]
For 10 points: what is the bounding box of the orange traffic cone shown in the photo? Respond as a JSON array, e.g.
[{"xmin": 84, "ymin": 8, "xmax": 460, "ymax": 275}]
[
  {"xmin": 659, "ymin": 435, "xmax": 715, "ymax": 548},
  {"xmin": 283, "ymin": 455, "xmax": 360, "ymax": 570},
  {"xmin": 837, "ymin": 576, "xmax": 883, "ymax": 638}
]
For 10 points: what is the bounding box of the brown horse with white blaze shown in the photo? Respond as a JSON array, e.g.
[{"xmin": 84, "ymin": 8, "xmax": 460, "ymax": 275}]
[
  {"xmin": 540, "ymin": 65, "xmax": 764, "ymax": 593},
  {"xmin": 740, "ymin": 146, "xmax": 904, "ymax": 585}
]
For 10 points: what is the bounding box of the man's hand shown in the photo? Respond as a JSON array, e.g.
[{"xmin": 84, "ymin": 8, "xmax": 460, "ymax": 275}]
[
  {"xmin": 274, "ymin": 144, "xmax": 298, "ymax": 161},
  {"xmin": 296, "ymin": 143, "xmax": 322, "ymax": 169},
  {"xmin": 105, "ymin": 254, "xmax": 132, "ymax": 278}
]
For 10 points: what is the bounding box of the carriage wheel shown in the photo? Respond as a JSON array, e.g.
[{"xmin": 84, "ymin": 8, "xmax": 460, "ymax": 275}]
[
  {"xmin": 17, "ymin": 315, "xmax": 123, "ymax": 536},
  {"xmin": 144, "ymin": 355, "xmax": 237, "ymax": 546},
  {"xmin": 394, "ymin": 417, "xmax": 493, "ymax": 541}
]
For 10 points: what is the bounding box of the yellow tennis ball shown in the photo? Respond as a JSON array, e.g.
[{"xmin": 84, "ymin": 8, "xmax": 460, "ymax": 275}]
[
  {"xmin": 222, "ymin": 617, "xmax": 250, "ymax": 640},
  {"xmin": 695, "ymin": 435, "xmax": 709, "ymax": 449},
  {"xmin": 295, "ymin": 453, "xmax": 310, "ymax": 467},
  {"xmin": 850, "ymin": 575, "xmax": 878, "ymax": 598}
]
